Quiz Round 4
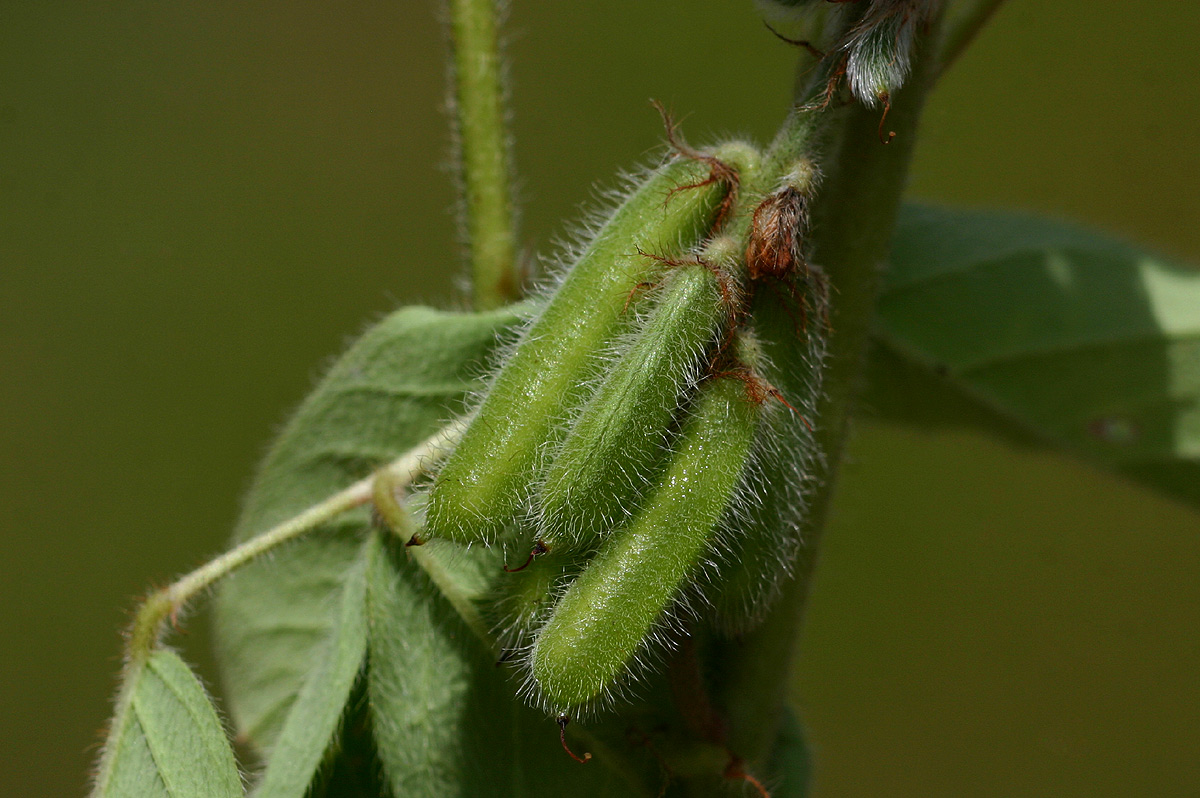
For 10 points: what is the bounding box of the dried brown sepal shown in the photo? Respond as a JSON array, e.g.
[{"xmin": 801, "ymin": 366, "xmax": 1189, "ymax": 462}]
[
  {"xmin": 763, "ymin": 21, "xmax": 825, "ymax": 59},
  {"xmin": 744, "ymin": 174, "xmax": 831, "ymax": 337},
  {"xmin": 708, "ymin": 348, "xmax": 813, "ymax": 429},
  {"xmin": 503, "ymin": 540, "xmax": 548, "ymax": 572},
  {"xmin": 745, "ymin": 186, "xmax": 809, "ymax": 284},
  {"xmin": 634, "ymin": 246, "xmax": 744, "ymax": 322},
  {"xmin": 651, "ymin": 100, "xmax": 742, "ymax": 228}
]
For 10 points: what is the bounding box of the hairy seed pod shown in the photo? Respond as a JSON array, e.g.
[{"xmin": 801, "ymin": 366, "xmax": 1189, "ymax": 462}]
[
  {"xmin": 712, "ymin": 299, "xmax": 827, "ymax": 622},
  {"xmin": 535, "ymin": 232, "xmax": 752, "ymax": 553},
  {"xmin": 423, "ymin": 143, "xmax": 758, "ymax": 546},
  {"xmin": 707, "ymin": 162, "xmax": 829, "ymax": 634},
  {"xmin": 705, "ymin": 399, "xmax": 812, "ymax": 633},
  {"xmin": 529, "ymin": 357, "xmax": 762, "ymax": 715}
]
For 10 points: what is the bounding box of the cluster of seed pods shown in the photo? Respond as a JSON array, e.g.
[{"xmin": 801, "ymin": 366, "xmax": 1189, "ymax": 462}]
[
  {"xmin": 403, "ymin": 128, "xmax": 832, "ymax": 727},
  {"xmin": 383, "ymin": 0, "xmax": 937, "ymax": 733}
]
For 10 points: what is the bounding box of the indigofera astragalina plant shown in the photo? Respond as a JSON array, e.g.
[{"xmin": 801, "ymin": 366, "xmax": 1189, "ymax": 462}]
[{"xmin": 89, "ymin": 1, "xmax": 1200, "ymax": 796}]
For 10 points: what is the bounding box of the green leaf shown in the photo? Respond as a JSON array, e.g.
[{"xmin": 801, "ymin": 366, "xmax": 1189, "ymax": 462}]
[
  {"xmin": 92, "ymin": 649, "xmax": 241, "ymax": 798},
  {"xmin": 873, "ymin": 204, "xmax": 1200, "ymax": 508},
  {"xmin": 251, "ymin": 547, "xmax": 369, "ymax": 798},
  {"xmin": 364, "ymin": 531, "xmax": 637, "ymax": 798},
  {"xmin": 212, "ymin": 303, "xmax": 529, "ymax": 759}
]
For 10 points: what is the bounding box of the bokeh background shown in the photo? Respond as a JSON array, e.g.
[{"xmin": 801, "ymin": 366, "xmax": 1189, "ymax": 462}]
[{"xmin": 3, "ymin": 1, "xmax": 1199, "ymax": 795}]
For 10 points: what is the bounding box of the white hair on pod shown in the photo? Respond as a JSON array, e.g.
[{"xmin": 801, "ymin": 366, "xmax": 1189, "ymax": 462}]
[
  {"xmin": 509, "ymin": 335, "xmax": 778, "ymax": 720},
  {"xmin": 699, "ymin": 322, "xmax": 828, "ymax": 633},
  {"xmin": 430, "ymin": 148, "xmax": 695, "ymax": 558}
]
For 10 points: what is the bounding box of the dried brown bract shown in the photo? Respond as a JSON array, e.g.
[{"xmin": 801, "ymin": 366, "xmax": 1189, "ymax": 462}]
[
  {"xmin": 744, "ymin": 171, "xmax": 831, "ymax": 337},
  {"xmin": 745, "ymin": 186, "xmax": 809, "ymax": 283}
]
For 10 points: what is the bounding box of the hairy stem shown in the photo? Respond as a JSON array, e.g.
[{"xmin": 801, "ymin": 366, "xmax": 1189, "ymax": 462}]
[
  {"xmin": 761, "ymin": 56, "xmax": 842, "ymax": 182},
  {"xmin": 449, "ymin": 0, "xmax": 520, "ymax": 309},
  {"xmin": 720, "ymin": 10, "xmax": 945, "ymax": 766},
  {"xmin": 126, "ymin": 420, "xmax": 468, "ymax": 660}
]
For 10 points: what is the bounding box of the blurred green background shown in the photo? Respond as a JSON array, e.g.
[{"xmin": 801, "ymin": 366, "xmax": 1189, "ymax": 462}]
[{"xmin": 3, "ymin": 2, "xmax": 1199, "ymax": 795}]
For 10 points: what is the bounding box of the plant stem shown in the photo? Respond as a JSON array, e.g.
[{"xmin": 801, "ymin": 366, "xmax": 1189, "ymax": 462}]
[
  {"xmin": 720, "ymin": 11, "xmax": 945, "ymax": 766},
  {"xmin": 449, "ymin": 0, "xmax": 520, "ymax": 309},
  {"xmin": 936, "ymin": 0, "xmax": 1008, "ymax": 77},
  {"xmin": 761, "ymin": 59, "xmax": 840, "ymax": 182},
  {"xmin": 126, "ymin": 419, "xmax": 468, "ymax": 660}
]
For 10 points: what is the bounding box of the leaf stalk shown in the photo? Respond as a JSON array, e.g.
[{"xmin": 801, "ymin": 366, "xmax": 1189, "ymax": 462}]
[{"xmin": 126, "ymin": 419, "xmax": 468, "ymax": 661}]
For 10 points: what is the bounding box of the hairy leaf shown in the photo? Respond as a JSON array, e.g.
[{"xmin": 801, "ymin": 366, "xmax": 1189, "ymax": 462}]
[
  {"xmin": 366, "ymin": 531, "xmax": 639, "ymax": 798},
  {"xmin": 873, "ymin": 204, "xmax": 1200, "ymax": 508},
  {"xmin": 92, "ymin": 650, "xmax": 241, "ymax": 798},
  {"xmin": 251, "ymin": 548, "xmax": 368, "ymax": 798},
  {"xmin": 212, "ymin": 304, "xmax": 528, "ymax": 764}
]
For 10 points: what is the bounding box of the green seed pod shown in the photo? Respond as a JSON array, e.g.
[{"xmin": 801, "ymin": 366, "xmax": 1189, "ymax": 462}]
[
  {"xmin": 706, "ymin": 166, "xmax": 829, "ymax": 634},
  {"xmin": 528, "ymin": 357, "xmax": 762, "ymax": 716},
  {"xmin": 535, "ymin": 232, "xmax": 751, "ymax": 553},
  {"xmin": 705, "ymin": 402, "xmax": 811, "ymax": 633},
  {"xmin": 424, "ymin": 142, "xmax": 758, "ymax": 546}
]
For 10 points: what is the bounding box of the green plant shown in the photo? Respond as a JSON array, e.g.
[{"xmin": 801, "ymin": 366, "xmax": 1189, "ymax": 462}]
[{"xmin": 88, "ymin": 2, "xmax": 1200, "ymax": 796}]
